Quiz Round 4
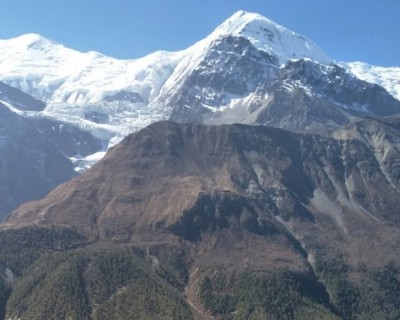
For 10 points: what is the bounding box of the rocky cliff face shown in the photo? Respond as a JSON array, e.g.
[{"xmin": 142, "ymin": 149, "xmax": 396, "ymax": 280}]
[
  {"xmin": 167, "ymin": 35, "xmax": 280, "ymax": 122},
  {"xmin": 169, "ymin": 52, "xmax": 400, "ymax": 131}
]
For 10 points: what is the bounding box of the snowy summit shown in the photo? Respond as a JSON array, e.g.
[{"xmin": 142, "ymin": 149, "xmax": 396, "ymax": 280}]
[{"xmin": 210, "ymin": 10, "xmax": 332, "ymax": 64}]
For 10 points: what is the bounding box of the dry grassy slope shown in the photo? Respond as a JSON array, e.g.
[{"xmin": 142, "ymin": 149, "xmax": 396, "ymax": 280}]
[{"xmin": 4, "ymin": 120, "xmax": 400, "ymax": 274}]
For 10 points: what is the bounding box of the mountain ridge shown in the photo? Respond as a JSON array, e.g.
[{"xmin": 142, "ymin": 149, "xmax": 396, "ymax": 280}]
[{"xmin": 5, "ymin": 119, "xmax": 400, "ymax": 246}]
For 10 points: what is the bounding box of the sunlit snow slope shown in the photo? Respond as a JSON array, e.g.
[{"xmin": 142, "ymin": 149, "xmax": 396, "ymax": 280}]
[
  {"xmin": 346, "ymin": 62, "xmax": 400, "ymax": 101},
  {"xmin": 0, "ymin": 34, "xmax": 185, "ymax": 151}
]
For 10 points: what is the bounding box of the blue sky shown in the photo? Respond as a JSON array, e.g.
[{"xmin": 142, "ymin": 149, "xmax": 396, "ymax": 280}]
[{"xmin": 0, "ymin": 0, "xmax": 399, "ymax": 66}]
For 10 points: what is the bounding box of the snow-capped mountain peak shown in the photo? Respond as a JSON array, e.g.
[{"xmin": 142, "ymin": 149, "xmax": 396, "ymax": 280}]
[
  {"xmin": 209, "ymin": 10, "xmax": 332, "ymax": 64},
  {"xmin": 4, "ymin": 33, "xmax": 57, "ymax": 48},
  {"xmin": 0, "ymin": 11, "xmax": 399, "ymax": 173},
  {"xmin": 156, "ymin": 11, "xmax": 333, "ymax": 111}
]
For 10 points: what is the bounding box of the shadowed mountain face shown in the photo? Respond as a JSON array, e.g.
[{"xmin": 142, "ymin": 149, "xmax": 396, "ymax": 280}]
[
  {"xmin": 0, "ymin": 81, "xmax": 46, "ymax": 112},
  {"xmin": 0, "ymin": 83, "xmax": 102, "ymax": 219}
]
